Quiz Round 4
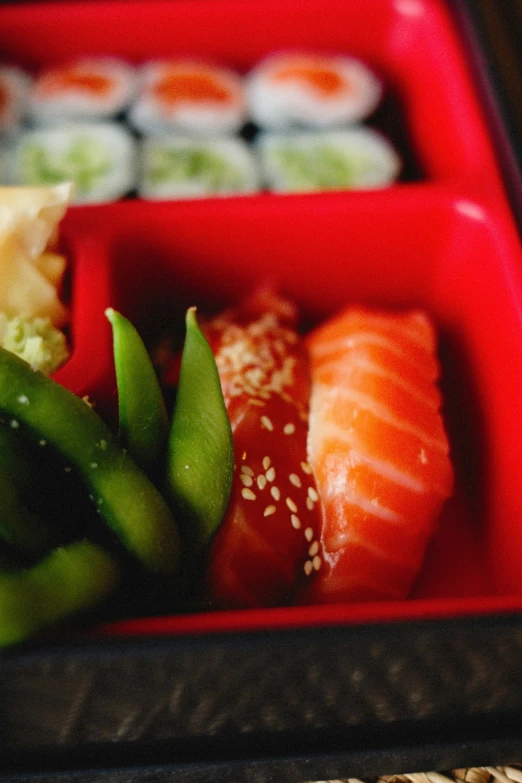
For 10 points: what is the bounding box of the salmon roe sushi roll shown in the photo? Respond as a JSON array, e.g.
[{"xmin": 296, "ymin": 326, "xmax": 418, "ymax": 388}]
[
  {"xmin": 129, "ymin": 60, "xmax": 246, "ymax": 136},
  {"xmin": 247, "ymin": 51, "xmax": 383, "ymax": 130},
  {"xmin": 300, "ymin": 306, "xmax": 454, "ymax": 603},
  {"xmin": 0, "ymin": 66, "xmax": 31, "ymax": 135},
  {"xmin": 30, "ymin": 57, "xmax": 135, "ymax": 124}
]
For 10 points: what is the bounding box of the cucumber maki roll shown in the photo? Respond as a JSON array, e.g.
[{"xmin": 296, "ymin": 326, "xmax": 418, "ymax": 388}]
[
  {"xmin": 129, "ymin": 60, "xmax": 246, "ymax": 136},
  {"xmin": 258, "ymin": 128, "xmax": 401, "ymax": 193},
  {"xmin": 139, "ymin": 135, "xmax": 261, "ymax": 200},
  {"xmin": 0, "ymin": 66, "xmax": 31, "ymax": 136},
  {"xmin": 247, "ymin": 52, "xmax": 383, "ymax": 130},
  {"xmin": 12, "ymin": 123, "xmax": 136, "ymax": 204},
  {"xmin": 29, "ymin": 57, "xmax": 136, "ymax": 125}
]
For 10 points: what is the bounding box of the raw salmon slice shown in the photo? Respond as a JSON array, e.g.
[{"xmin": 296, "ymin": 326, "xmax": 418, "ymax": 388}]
[{"xmin": 301, "ymin": 305, "xmax": 453, "ymax": 603}]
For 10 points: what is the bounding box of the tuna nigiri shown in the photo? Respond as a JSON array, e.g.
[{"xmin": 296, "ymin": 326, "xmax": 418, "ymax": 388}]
[
  {"xmin": 301, "ymin": 305, "xmax": 453, "ymax": 603},
  {"xmin": 199, "ymin": 289, "xmax": 322, "ymax": 608}
]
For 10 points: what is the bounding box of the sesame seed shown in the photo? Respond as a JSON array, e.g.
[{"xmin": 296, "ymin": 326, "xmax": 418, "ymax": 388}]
[
  {"xmin": 98, "ymin": 439, "xmax": 107, "ymax": 451},
  {"xmin": 289, "ymin": 473, "xmax": 301, "ymax": 488},
  {"xmin": 39, "ymin": 439, "xmax": 46, "ymax": 446},
  {"xmin": 301, "ymin": 461, "xmax": 312, "ymax": 474},
  {"xmin": 291, "ymin": 514, "xmax": 301, "ymax": 529},
  {"xmin": 10, "ymin": 420, "xmax": 19, "ymax": 429},
  {"xmin": 257, "ymin": 474, "xmax": 267, "ymax": 490},
  {"xmin": 90, "ymin": 462, "xmax": 98, "ymax": 469},
  {"xmin": 306, "ymin": 497, "xmax": 314, "ymax": 511},
  {"xmin": 312, "ymin": 556, "xmax": 322, "ymax": 570},
  {"xmin": 264, "ymin": 505, "xmax": 276, "ymax": 517},
  {"xmin": 271, "ymin": 486, "xmax": 280, "ymax": 501},
  {"xmin": 262, "ymin": 456, "xmax": 271, "ymax": 470},
  {"xmin": 286, "ymin": 497, "xmax": 297, "ymax": 513},
  {"xmin": 248, "ymin": 398, "xmax": 265, "ymax": 407},
  {"xmin": 309, "ymin": 541, "xmax": 319, "ymax": 556},
  {"xmin": 266, "ymin": 467, "xmax": 276, "ymax": 482},
  {"xmin": 64, "ymin": 466, "xmax": 72, "ymax": 472},
  {"xmin": 241, "ymin": 465, "xmax": 254, "ymax": 476},
  {"xmin": 242, "ymin": 451, "xmax": 247, "ymax": 460},
  {"xmin": 261, "ymin": 415, "xmax": 274, "ymax": 431},
  {"xmin": 17, "ymin": 395, "xmax": 29, "ymax": 405},
  {"xmin": 240, "ymin": 474, "xmax": 254, "ymax": 487},
  {"xmin": 304, "ymin": 560, "xmax": 313, "ymax": 576},
  {"xmin": 304, "ymin": 527, "xmax": 314, "ymax": 542},
  {"xmin": 308, "ymin": 486, "xmax": 319, "ymax": 502},
  {"xmin": 283, "ymin": 423, "xmax": 295, "ymax": 435},
  {"xmin": 184, "ymin": 465, "xmax": 189, "ymax": 469},
  {"xmin": 241, "ymin": 488, "xmax": 257, "ymax": 501}
]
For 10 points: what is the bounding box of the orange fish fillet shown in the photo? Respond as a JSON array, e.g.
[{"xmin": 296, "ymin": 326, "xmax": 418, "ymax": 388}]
[{"xmin": 301, "ymin": 305, "xmax": 454, "ymax": 603}]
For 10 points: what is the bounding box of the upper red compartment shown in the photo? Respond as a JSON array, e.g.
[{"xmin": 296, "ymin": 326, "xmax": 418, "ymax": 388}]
[{"xmin": 0, "ymin": 0, "xmax": 506, "ymax": 193}]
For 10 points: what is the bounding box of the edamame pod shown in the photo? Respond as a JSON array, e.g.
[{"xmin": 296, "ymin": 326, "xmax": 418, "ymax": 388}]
[
  {"xmin": 0, "ymin": 540, "xmax": 119, "ymax": 647},
  {"xmin": 0, "ymin": 425, "xmax": 59, "ymax": 556},
  {"xmin": 105, "ymin": 308, "xmax": 168, "ymax": 479},
  {"xmin": 0, "ymin": 347, "xmax": 180, "ymax": 574},
  {"xmin": 167, "ymin": 308, "xmax": 233, "ymax": 556}
]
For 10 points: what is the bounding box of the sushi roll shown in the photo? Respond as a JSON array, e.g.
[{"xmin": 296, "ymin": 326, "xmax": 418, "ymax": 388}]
[
  {"xmin": 0, "ymin": 66, "xmax": 31, "ymax": 135},
  {"xmin": 139, "ymin": 135, "xmax": 261, "ymax": 200},
  {"xmin": 0, "ymin": 145, "xmax": 7, "ymax": 183},
  {"xmin": 29, "ymin": 57, "xmax": 135, "ymax": 124},
  {"xmin": 257, "ymin": 128, "xmax": 401, "ymax": 193},
  {"xmin": 11, "ymin": 123, "xmax": 136, "ymax": 204},
  {"xmin": 129, "ymin": 60, "xmax": 246, "ymax": 136},
  {"xmin": 247, "ymin": 51, "xmax": 382, "ymax": 129}
]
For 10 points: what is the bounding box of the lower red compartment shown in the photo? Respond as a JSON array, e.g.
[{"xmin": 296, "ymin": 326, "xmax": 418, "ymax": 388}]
[{"xmin": 53, "ymin": 184, "xmax": 522, "ymax": 636}]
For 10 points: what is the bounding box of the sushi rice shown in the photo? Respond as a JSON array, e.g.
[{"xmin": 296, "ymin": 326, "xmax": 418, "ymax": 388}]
[
  {"xmin": 0, "ymin": 144, "xmax": 7, "ymax": 184},
  {"xmin": 139, "ymin": 135, "xmax": 261, "ymax": 200},
  {"xmin": 257, "ymin": 128, "xmax": 401, "ymax": 193},
  {"xmin": 29, "ymin": 57, "xmax": 136, "ymax": 124},
  {"xmin": 10, "ymin": 122, "xmax": 137, "ymax": 204},
  {"xmin": 0, "ymin": 66, "xmax": 31, "ymax": 136},
  {"xmin": 129, "ymin": 60, "xmax": 246, "ymax": 136},
  {"xmin": 246, "ymin": 52, "xmax": 383, "ymax": 130}
]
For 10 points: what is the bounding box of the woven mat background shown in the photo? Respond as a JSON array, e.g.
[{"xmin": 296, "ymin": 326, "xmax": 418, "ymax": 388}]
[{"xmin": 313, "ymin": 766, "xmax": 522, "ymax": 783}]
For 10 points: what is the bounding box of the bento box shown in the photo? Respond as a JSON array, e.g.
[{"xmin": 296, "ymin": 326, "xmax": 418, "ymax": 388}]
[{"xmin": 2, "ymin": 1, "xmax": 522, "ymax": 782}]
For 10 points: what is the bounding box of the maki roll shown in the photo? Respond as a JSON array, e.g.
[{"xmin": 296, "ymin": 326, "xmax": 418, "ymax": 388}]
[
  {"xmin": 247, "ymin": 51, "xmax": 382, "ymax": 130},
  {"xmin": 0, "ymin": 66, "xmax": 31, "ymax": 136},
  {"xmin": 258, "ymin": 128, "xmax": 401, "ymax": 193},
  {"xmin": 0, "ymin": 145, "xmax": 7, "ymax": 184},
  {"xmin": 11, "ymin": 123, "xmax": 136, "ymax": 204},
  {"xmin": 139, "ymin": 135, "xmax": 260, "ymax": 200},
  {"xmin": 129, "ymin": 60, "xmax": 246, "ymax": 136},
  {"xmin": 29, "ymin": 57, "xmax": 135, "ymax": 124}
]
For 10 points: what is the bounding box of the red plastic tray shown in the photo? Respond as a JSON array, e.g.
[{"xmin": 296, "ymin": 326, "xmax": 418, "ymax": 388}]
[
  {"xmin": 2, "ymin": 0, "xmax": 522, "ymax": 777},
  {"xmin": 0, "ymin": 0, "xmax": 519, "ymax": 627}
]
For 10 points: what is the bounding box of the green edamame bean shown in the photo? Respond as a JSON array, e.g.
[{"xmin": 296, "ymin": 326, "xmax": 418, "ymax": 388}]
[
  {"xmin": 0, "ymin": 540, "xmax": 118, "ymax": 647},
  {"xmin": 0, "ymin": 425, "xmax": 59, "ymax": 556},
  {"xmin": 105, "ymin": 308, "xmax": 168, "ymax": 479},
  {"xmin": 167, "ymin": 308, "xmax": 233, "ymax": 556},
  {"xmin": 0, "ymin": 347, "xmax": 180, "ymax": 574}
]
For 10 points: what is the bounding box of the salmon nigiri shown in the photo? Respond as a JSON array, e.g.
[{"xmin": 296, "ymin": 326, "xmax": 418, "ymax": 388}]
[{"xmin": 300, "ymin": 305, "xmax": 453, "ymax": 603}]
